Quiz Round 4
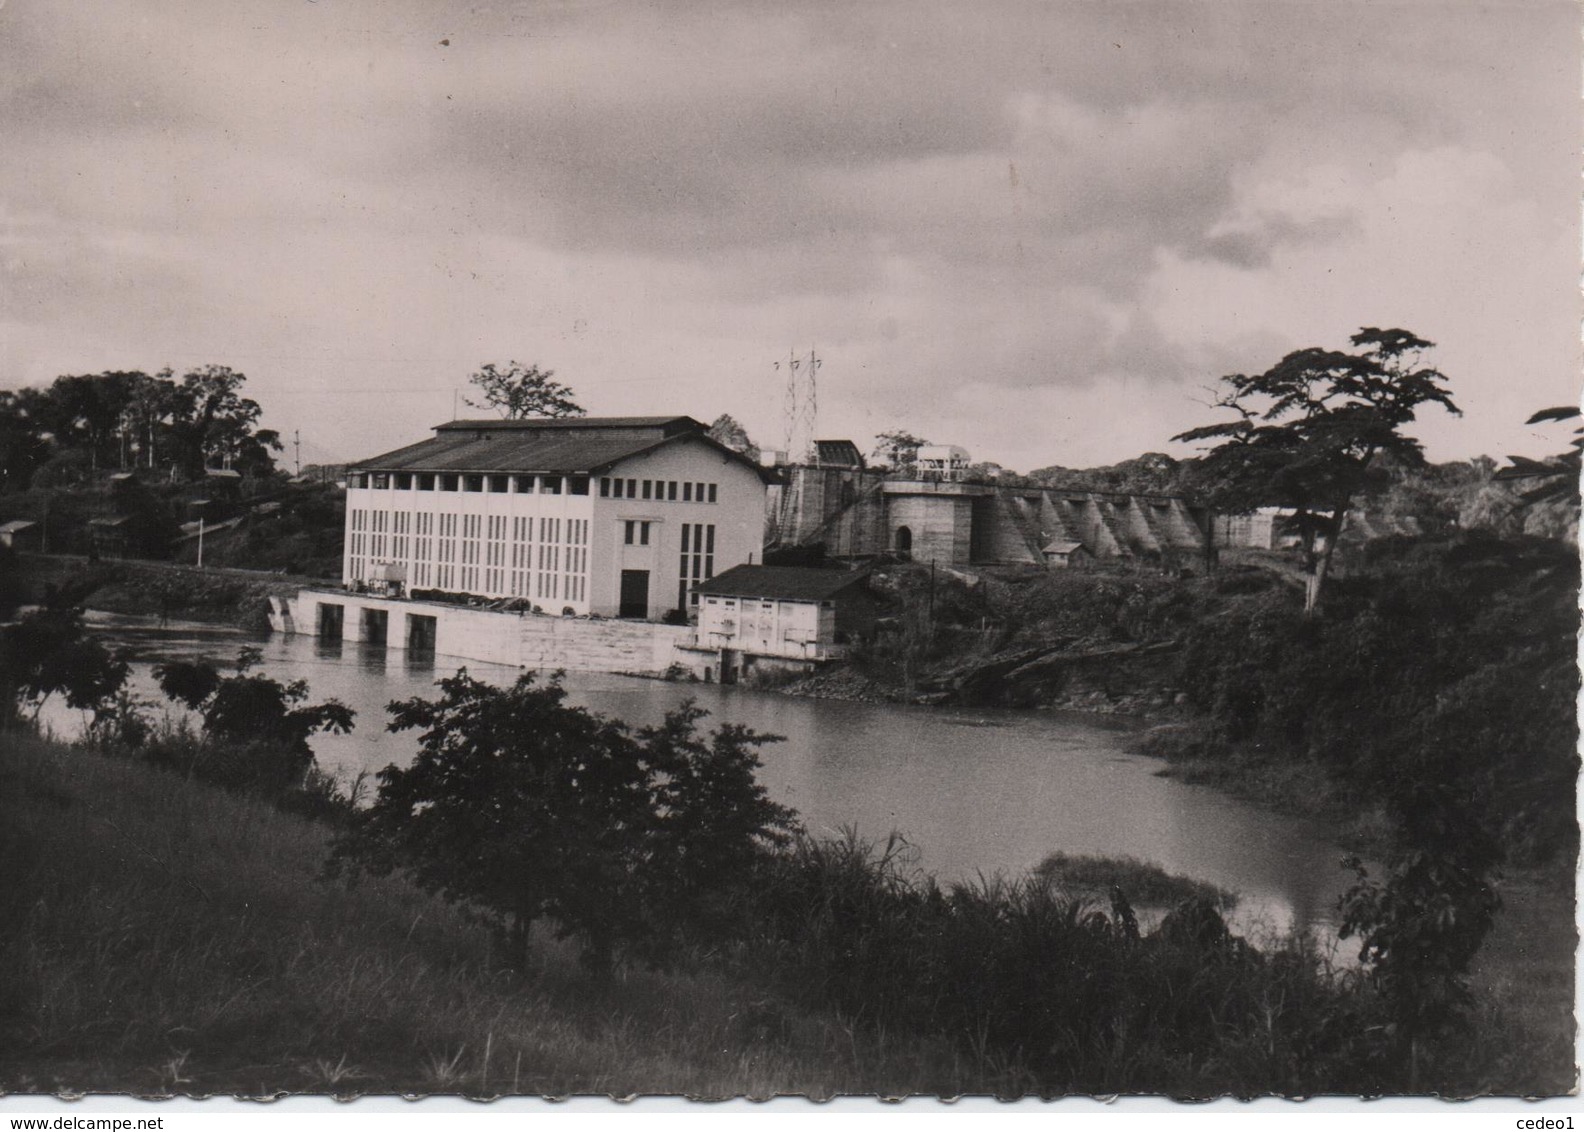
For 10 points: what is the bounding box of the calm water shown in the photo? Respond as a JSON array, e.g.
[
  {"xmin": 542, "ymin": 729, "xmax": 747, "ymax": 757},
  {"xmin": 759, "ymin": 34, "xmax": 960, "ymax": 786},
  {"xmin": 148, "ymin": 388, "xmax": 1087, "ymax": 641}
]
[{"xmin": 47, "ymin": 612, "xmax": 1362, "ymax": 952}]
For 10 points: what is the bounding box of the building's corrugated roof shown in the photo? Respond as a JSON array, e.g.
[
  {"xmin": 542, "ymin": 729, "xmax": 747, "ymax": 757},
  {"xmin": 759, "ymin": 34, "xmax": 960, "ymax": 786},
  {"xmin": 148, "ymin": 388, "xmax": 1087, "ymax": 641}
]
[
  {"xmin": 813, "ymin": 439, "xmax": 865, "ymax": 467},
  {"xmin": 695, "ymin": 564, "xmax": 871, "ymax": 602},
  {"xmin": 350, "ymin": 416, "xmax": 766, "ymax": 478},
  {"xmin": 435, "ymin": 416, "xmax": 700, "ymax": 433}
]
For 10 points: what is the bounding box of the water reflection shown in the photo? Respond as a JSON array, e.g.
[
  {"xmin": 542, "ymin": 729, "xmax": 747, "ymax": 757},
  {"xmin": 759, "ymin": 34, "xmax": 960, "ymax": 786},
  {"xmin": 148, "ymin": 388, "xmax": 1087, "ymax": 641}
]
[{"xmin": 55, "ymin": 611, "xmax": 1361, "ymax": 953}]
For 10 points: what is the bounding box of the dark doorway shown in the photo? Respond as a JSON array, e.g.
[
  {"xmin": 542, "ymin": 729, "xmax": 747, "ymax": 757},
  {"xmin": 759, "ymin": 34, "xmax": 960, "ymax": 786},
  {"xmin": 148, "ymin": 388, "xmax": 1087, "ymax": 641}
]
[
  {"xmin": 317, "ymin": 602, "xmax": 344, "ymax": 638},
  {"xmin": 361, "ymin": 607, "xmax": 389, "ymax": 647},
  {"xmin": 619, "ymin": 570, "xmax": 650, "ymax": 618},
  {"xmin": 894, "ymin": 525, "xmax": 913, "ymax": 557},
  {"xmin": 406, "ymin": 613, "xmax": 437, "ymax": 652}
]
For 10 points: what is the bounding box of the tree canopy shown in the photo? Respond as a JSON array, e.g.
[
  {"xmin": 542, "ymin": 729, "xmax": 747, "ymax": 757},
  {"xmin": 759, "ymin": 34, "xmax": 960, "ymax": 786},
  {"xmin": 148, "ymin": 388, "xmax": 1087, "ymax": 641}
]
[
  {"xmin": 706, "ymin": 413, "xmax": 759, "ymax": 459},
  {"xmin": 871, "ymin": 430, "xmax": 929, "ymax": 470},
  {"xmin": 0, "ymin": 365, "xmax": 281, "ymax": 489},
  {"xmin": 328, "ymin": 671, "xmax": 797, "ymax": 969},
  {"xmin": 1175, "ymin": 327, "xmax": 1460, "ymax": 612},
  {"xmin": 464, "ymin": 362, "xmax": 584, "ymax": 419},
  {"xmin": 0, "ymin": 603, "xmax": 128, "ymax": 725}
]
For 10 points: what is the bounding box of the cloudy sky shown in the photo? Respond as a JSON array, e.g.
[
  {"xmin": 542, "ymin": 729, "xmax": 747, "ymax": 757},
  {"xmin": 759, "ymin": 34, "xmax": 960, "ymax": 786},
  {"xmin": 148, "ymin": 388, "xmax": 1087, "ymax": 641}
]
[{"xmin": 2, "ymin": 1, "xmax": 1578, "ymax": 471}]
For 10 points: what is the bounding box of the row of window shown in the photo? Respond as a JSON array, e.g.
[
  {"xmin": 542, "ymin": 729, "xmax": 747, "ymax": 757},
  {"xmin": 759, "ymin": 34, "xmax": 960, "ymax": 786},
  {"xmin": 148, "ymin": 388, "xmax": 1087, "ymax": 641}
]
[
  {"xmin": 600, "ymin": 477, "xmax": 718, "ymax": 504},
  {"xmin": 353, "ymin": 472, "xmax": 592, "ymax": 495},
  {"xmin": 348, "ymin": 509, "xmax": 590, "ymax": 604},
  {"xmin": 677, "ymin": 523, "xmax": 716, "ymax": 609}
]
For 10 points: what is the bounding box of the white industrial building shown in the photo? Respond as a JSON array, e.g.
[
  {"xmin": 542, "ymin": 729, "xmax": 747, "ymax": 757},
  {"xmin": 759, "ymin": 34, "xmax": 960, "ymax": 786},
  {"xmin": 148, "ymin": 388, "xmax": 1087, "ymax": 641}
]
[{"xmin": 341, "ymin": 416, "xmax": 769, "ymax": 620}]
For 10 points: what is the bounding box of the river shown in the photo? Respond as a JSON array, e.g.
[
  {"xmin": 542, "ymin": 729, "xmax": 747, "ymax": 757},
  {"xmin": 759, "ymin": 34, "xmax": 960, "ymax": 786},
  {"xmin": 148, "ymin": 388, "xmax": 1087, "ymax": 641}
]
[{"xmin": 44, "ymin": 611, "xmax": 1362, "ymax": 955}]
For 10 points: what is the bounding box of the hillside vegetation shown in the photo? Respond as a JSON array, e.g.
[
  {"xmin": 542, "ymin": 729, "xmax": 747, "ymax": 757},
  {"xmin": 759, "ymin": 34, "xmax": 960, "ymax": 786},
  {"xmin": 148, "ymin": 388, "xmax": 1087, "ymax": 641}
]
[{"xmin": 4, "ymin": 731, "xmax": 1570, "ymax": 1097}]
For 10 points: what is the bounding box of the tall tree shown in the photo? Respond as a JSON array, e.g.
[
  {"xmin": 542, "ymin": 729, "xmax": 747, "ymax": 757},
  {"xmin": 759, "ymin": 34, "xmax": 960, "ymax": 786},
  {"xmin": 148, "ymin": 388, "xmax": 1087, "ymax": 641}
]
[
  {"xmin": 1175, "ymin": 328, "xmax": 1459, "ymax": 614},
  {"xmin": 871, "ymin": 429, "xmax": 929, "ymax": 470},
  {"xmin": 168, "ymin": 365, "xmax": 279, "ymax": 477},
  {"xmin": 0, "ymin": 388, "xmax": 55, "ymax": 491},
  {"xmin": 706, "ymin": 413, "xmax": 758, "ymax": 458},
  {"xmin": 39, "ymin": 372, "xmax": 139, "ymax": 472},
  {"xmin": 119, "ymin": 369, "xmax": 179, "ymax": 471},
  {"xmin": 465, "ymin": 361, "xmax": 584, "ymax": 419}
]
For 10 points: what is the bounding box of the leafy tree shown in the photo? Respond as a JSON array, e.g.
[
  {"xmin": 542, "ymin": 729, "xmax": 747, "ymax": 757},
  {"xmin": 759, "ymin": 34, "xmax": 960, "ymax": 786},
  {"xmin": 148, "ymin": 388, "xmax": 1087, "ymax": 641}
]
[
  {"xmin": 35, "ymin": 372, "xmax": 140, "ymax": 472},
  {"xmin": 168, "ymin": 365, "xmax": 280, "ymax": 478},
  {"xmin": 1175, "ymin": 328, "xmax": 1459, "ymax": 614},
  {"xmin": 635, "ymin": 703, "xmax": 796, "ymax": 951},
  {"xmin": 0, "ymin": 388, "xmax": 55, "ymax": 490},
  {"xmin": 328, "ymin": 671, "xmax": 796, "ymax": 969},
  {"xmin": 120, "ymin": 369, "xmax": 180, "ymax": 471},
  {"xmin": 871, "ymin": 429, "xmax": 929, "ymax": 471},
  {"xmin": 706, "ymin": 413, "xmax": 759, "ymax": 459},
  {"xmin": 1029, "ymin": 452, "xmax": 1190, "ymax": 495},
  {"xmin": 152, "ymin": 647, "xmax": 354, "ymax": 795},
  {"xmin": 0, "ymin": 603, "xmax": 129, "ymax": 726},
  {"xmin": 1339, "ymin": 784, "xmax": 1502, "ymax": 1088},
  {"xmin": 0, "ymin": 365, "xmax": 281, "ymax": 487},
  {"xmin": 1494, "ymin": 405, "xmax": 1581, "ymax": 511},
  {"xmin": 464, "ymin": 361, "xmax": 584, "ymax": 419}
]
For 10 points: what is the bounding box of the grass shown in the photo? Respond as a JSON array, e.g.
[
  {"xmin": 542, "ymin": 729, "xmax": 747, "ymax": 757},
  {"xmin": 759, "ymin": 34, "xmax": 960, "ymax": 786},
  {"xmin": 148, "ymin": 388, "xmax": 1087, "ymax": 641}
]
[
  {"xmin": 0, "ymin": 734, "xmax": 973, "ymax": 1098},
  {"xmin": 1033, "ymin": 852, "xmax": 1236, "ymax": 911},
  {"xmin": 2, "ymin": 731, "xmax": 1572, "ymax": 1098}
]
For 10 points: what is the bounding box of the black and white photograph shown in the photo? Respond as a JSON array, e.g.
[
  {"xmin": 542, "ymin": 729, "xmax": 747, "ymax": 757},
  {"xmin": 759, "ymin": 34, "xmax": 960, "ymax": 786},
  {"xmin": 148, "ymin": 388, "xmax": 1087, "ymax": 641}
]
[{"xmin": 0, "ymin": 0, "xmax": 1578, "ymax": 1112}]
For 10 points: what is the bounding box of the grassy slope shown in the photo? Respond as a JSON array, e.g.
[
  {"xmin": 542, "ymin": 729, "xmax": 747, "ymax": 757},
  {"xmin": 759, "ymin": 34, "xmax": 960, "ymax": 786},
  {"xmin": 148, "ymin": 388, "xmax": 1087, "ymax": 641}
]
[{"xmin": 0, "ymin": 735, "xmax": 972, "ymax": 1099}]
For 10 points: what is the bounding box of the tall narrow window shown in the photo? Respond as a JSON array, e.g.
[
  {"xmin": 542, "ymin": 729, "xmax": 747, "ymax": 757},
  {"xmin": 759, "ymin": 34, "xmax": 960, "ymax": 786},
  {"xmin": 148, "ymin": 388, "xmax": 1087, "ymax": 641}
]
[{"xmin": 677, "ymin": 524, "xmax": 691, "ymax": 610}]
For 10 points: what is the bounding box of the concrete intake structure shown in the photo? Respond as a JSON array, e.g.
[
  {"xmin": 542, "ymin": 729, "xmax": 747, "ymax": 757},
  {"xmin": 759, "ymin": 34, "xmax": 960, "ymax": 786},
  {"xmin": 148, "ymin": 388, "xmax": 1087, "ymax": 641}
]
[{"xmin": 766, "ymin": 465, "xmax": 1214, "ymax": 568}]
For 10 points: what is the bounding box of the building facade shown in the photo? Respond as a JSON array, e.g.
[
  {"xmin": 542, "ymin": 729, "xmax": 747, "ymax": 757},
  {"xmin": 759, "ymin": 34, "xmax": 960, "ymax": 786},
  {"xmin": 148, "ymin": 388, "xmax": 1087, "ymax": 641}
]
[
  {"xmin": 688, "ymin": 564, "xmax": 878, "ymax": 682},
  {"xmin": 342, "ymin": 416, "xmax": 768, "ymax": 620}
]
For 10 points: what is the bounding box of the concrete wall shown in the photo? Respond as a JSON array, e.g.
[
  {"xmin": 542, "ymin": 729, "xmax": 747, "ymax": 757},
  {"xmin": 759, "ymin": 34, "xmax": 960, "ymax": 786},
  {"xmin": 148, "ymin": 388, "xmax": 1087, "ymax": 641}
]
[
  {"xmin": 593, "ymin": 439, "xmax": 767, "ymax": 619},
  {"xmin": 770, "ymin": 465, "xmax": 1213, "ymax": 567},
  {"xmin": 284, "ymin": 589, "xmax": 693, "ymax": 675},
  {"xmin": 886, "ymin": 494, "xmax": 974, "ymax": 564}
]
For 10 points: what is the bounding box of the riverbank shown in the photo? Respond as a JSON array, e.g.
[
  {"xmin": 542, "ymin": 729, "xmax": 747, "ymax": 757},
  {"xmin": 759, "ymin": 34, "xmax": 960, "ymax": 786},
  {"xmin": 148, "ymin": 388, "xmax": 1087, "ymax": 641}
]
[
  {"xmin": 0, "ymin": 732, "xmax": 967, "ymax": 1098},
  {"xmin": 2, "ymin": 727, "xmax": 1571, "ymax": 1097},
  {"xmin": 10, "ymin": 553, "xmax": 320, "ymax": 631}
]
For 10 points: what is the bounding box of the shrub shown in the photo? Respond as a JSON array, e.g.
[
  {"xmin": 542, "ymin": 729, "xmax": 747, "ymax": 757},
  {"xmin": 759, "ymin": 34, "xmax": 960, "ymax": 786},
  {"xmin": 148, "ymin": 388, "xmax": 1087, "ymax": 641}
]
[
  {"xmin": 0, "ymin": 603, "xmax": 128, "ymax": 727},
  {"xmin": 328, "ymin": 672, "xmax": 797, "ymax": 970},
  {"xmin": 149, "ymin": 648, "xmax": 355, "ymax": 804},
  {"xmin": 736, "ymin": 829, "xmax": 1386, "ymax": 1095}
]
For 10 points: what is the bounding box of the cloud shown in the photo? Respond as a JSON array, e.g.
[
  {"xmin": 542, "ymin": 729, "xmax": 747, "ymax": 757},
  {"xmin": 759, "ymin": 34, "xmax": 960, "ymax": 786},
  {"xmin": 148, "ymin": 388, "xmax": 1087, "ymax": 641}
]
[{"xmin": 0, "ymin": 0, "xmax": 1576, "ymax": 473}]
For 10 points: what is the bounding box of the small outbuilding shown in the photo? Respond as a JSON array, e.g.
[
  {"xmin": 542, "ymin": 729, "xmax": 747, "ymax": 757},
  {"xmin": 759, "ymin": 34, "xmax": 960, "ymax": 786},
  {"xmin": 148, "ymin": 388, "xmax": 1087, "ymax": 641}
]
[
  {"xmin": 88, "ymin": 515, "xmax": 132, "ymax": 558},
  {"xmin": 1042, "ymin": 538, "xmax": 1092, "ymax": 568},
  {"xmin": 690, "ymin": 564, "xmax": 878, "ymax": 682}
]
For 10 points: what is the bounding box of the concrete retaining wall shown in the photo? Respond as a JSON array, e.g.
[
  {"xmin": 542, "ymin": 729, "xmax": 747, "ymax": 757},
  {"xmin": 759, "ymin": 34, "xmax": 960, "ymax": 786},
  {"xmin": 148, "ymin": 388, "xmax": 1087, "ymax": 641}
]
[{"xmin": 277, "ymin": 589, "xmax": 694, "ymax": 675}]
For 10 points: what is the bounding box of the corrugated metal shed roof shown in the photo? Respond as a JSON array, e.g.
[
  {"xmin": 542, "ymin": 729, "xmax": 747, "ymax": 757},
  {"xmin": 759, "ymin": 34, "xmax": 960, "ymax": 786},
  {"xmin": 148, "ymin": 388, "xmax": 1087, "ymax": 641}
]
[
  {"xmin": 695, "ymin": 564, "xmax": 872, "ymax": 602},
  {"xmin": 813, "ymin": 439, "xmax": 864, "ymax": 467}
]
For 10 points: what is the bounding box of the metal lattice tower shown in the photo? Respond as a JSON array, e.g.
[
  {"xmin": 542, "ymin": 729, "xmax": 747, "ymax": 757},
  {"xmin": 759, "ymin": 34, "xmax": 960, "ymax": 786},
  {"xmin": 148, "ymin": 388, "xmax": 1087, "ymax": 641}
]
[
  {"xmin": 800, "ymin": 349, "xmax": 821, "ymax": 464},
  {"xmin": 776, "ymin": 347, "xmax": 821, "ymax": 464}
]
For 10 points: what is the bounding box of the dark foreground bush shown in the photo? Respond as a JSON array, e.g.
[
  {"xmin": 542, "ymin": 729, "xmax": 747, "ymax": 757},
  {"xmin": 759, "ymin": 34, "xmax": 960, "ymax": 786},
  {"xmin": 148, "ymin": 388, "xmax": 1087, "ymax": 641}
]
[{"xmin": 734, "ymin": 831, "xmax": 1388, "ymax": 1096}]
